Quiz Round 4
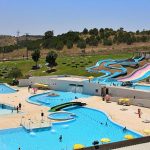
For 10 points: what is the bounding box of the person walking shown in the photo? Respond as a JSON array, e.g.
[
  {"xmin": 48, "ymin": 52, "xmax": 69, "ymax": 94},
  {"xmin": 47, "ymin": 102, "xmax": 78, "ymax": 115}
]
[
  {"xmin": 19, "ymin": 103, "xmax": 22, "ymax": 110},
  {"xmin": 41, "ymin": 111, "xmax": 44, "ymax": 122},
  {"xmin": 16, "ymin": 106, "xmax": 19, "ymax": 113}
]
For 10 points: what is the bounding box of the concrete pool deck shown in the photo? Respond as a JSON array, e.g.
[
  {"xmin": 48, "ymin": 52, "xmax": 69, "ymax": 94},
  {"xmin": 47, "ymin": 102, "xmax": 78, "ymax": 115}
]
[{"xmin": 0, "ymin": 87, "xmax": 149, "ymax": 136}]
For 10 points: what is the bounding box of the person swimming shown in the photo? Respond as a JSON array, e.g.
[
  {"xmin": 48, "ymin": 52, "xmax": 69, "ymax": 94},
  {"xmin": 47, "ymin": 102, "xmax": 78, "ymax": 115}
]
[
  {"xmin": 123, "ymin": 126, "xmax": 127, "ymax": 132},
  {"xmin": 59, "ymin": 135, "xmax": 62, "ymax": 142}
]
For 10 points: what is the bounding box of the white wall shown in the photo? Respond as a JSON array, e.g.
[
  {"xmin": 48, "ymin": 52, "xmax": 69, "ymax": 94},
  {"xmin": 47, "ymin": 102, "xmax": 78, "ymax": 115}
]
[
  {"xmin": 19, "ymin": 76, "xmax": 150, "ymax": 108},
  {"xmin": 111, "ymin": 97, "xmax": 150, "ymax": 108},
  {"xmin": 108, "ymin": 86, "xmax": 150, "ymax": 99},
  {"xmin": 83, "ymin": 82, "xmax": 102, "ymax": 95}
]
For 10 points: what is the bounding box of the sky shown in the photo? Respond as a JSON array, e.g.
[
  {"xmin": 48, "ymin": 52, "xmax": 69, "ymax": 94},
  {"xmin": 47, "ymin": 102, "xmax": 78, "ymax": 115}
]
[{"xmin": 0, "ymin": 0, "xmax": 150, "ymax": 36}]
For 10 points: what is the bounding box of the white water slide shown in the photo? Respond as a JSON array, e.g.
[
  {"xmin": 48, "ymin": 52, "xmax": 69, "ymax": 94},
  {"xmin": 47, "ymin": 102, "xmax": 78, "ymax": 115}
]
[{"xmin": 118, "ymin": 63, "xmax": 150, "ymax": 82}]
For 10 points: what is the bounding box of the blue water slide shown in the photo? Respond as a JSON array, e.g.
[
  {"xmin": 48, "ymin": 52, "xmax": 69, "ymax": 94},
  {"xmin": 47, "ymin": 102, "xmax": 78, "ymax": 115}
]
[
  {"xmin": 92, "ymin": 70, "xmax": 111, "ymax": 82},
  {"xmin": 86, "ymin": 56, "xmax": 145, "ymax": 83},
  {"xmin": 133, "ymin": 56, "xmax": 145, "ymax": 63},
  {"xmin": 103, "ymin": 61, "xmax": 127, "ymax": 79},
  {"xmin": 86, "ymin": 59, "xmax": 112, "ymax": 72},
  {"xmin": 86, "ymin": 59, "xmax": 113, "ymax": 79}
]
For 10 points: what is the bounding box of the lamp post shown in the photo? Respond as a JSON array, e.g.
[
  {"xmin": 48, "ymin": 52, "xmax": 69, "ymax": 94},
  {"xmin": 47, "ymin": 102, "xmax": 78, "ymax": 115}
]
[{"xmin": 25, "ymin": 33, "xmax": 29, "ymax": 60}]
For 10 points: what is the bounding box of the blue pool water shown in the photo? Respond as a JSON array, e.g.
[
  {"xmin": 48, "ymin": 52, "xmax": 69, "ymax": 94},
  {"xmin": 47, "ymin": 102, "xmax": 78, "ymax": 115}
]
[
  {"xmin": 92, "ymin": 79, "xmax": 150, "ymax": 91},
  {"xmin": 28, "ymin": 91, "xmax": 91, "ymax": 107},
  {"xmin": 0, "ymin": 104, "xmax": 17, "ymax": 115},
  {"xmin": 0, "ymin": 106, "xmax": 142, "ymax": 150},
  {"xmin": 132, "ymin": 84, "xmax": 150, "ymax": 91},
  {"xmin": 0, "ymin": 84, "xmax": 16, "ymax": 94}
]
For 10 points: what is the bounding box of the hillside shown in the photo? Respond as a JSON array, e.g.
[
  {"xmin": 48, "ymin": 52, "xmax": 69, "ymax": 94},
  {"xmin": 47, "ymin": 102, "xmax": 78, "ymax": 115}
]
[
  {"xmin": 0, "ymin": 35, "xmax": 43, "ymax": 47},
  {"xmin": 0, "ymin": 35, "xmax": 16, "ymax": 47},
  {"xmin": 0, "ymin": 28, "xmax": 150, "ymax": 60}
]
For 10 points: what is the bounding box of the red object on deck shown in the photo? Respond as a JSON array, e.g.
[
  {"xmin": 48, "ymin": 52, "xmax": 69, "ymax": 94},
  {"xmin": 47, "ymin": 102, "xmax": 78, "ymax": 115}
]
[{"xmin": 138, "ymin": 108, "xmax": 141, "ymax": 118}]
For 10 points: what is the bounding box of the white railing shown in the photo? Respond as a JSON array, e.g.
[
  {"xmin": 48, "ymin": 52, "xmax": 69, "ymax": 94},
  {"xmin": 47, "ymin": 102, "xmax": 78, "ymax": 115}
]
[{"xmin": 20, "ymin": 116, "xmax": 52, "ymax": 130}]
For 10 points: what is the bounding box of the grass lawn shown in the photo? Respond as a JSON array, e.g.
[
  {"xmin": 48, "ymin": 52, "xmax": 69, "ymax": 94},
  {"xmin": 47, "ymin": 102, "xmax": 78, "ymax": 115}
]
[{"xmin": 0, "ymin": 53, "xmax": 132, "ymax": 83}]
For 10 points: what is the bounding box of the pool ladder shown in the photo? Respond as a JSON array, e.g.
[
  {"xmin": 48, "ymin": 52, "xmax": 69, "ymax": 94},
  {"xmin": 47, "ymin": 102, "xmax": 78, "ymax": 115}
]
[{"xmin": 20, "ymin": 116, "xmax": 52, "ymax": 131}]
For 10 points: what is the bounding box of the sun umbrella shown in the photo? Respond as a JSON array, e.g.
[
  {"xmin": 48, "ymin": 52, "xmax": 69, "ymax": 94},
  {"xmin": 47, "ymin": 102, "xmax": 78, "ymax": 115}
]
[
  {"xmin": 143, "ymin": 129, "xmax": 150, "ymax": 135},
  {"xmin": 123, "ymin": 98, "xmax": 130, "ymax": 102},
  {"xmin": 100, "ymin": 138, "xmax": 111, "ymax": 143},
  {"xmin": 73, "ymin": 144, "xmax": 85, "ymax": 149},
  {"xmin": 88, "ymin": 76, "xmax": 94, "ymax": 79},
  {"xmin": 124, "ymin": 134, "xmax": 134, "ymax": 140},
  {"xmin": 119, "ymin": 98, "xmax": 124, "ymax": 102}
]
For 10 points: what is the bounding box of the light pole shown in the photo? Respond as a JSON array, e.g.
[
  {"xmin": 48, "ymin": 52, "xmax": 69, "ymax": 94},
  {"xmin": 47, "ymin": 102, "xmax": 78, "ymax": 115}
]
[
  {"xmin": 2, "ymin": 47, "xmax": 5, "ymax": 61},
  {"xmin": 25, "ymin": 33, "xmax": 29, "ymax": 60},
  {"xmin": 16, "ymin": 30, "xmax": 20, "ymax": 51}
]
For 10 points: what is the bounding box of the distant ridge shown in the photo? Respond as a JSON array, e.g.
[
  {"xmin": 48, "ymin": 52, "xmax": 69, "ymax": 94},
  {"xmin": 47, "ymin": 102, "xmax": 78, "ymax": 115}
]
[{"xmin": 0, "ymin": 35, "xmax": 43, "ymax": 47}]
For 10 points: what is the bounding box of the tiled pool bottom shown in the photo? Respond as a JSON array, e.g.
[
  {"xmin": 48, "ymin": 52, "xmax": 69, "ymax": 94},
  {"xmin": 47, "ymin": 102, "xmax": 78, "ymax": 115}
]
[{"xmin": 0, "ymin": 107, "xmax": 142, "ymax": 150}]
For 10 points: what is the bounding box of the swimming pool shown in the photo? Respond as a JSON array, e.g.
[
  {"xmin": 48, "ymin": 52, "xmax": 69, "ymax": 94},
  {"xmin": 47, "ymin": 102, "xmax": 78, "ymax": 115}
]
[
  {"xmin": 48, "ymin": 111, "xmax": 75, "ymax": 120},
  {"xmin": 132, "ymin": 84, "xmax": 150, "ymax": 91},
  {"xmin": 0, "ymin": 104, "xmax": 16, "ymax": 115},
  {"xmin": 28, "ymin": 91, "xmax": 91, "ymax": 107},
  {"xmin": 0, "ymin": 84, "xmax": 17, "ymax": 94},
  {"xmin": 93, "ymin": 80, "xmax": 150, "ymax": 91},
  {"xmin": 0, "ymin": 106, "xmax": 142, "ymax": 150}
]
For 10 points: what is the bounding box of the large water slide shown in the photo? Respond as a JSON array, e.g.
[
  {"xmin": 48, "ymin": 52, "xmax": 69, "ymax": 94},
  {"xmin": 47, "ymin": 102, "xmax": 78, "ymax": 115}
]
[
  {"xmin": 86, "ymin": 59, "xmax": 129, "ymax": 81},
  {"xmin": 86, "ymin": 59, "xmax": 113, "ymax": 78},
  {"xmin": 86, "ymin": 56, "xmax": 145, "ymax": 82},
  {"xmin": 118, "ymin": 63, "xmax": 150, "ymax": 82},
  {"xmin": 103, "ymin": 61, "xmax": 127, "ymax": 79}
]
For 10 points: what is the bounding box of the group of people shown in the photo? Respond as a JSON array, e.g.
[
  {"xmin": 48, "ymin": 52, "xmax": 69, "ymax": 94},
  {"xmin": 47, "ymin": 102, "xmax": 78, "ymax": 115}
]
[
  {"xmin": 28, "ymin": 84, "xmax": 38, "ymax": 94},
  {"xmin": 12, "ymin": 103, "xmax": 22, "ymax": 113}
]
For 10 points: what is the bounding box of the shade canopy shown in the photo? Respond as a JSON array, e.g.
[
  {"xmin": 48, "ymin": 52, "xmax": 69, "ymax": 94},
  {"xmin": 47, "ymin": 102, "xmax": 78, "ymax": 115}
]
[
  {"xmin": 88, "ymin": 76, "xmax": 94, "ymax": 79},
  {"xmin": 100, "ymin": 138, "xmax": 111, "ymax": 143},
  {"xmin": 73, "ymin": 144, "xmax": 85, "ymax": 149},
  {"xmin": 143, "ymin": 129, "xmax": 150, "ymax": 135},
  {"xmin": 124, "ymin": 134, "xmax": 134, "ymax": 140},
  {"xmin": 34, "ymin": 83, "xmax": 49, "ymax": 88}
]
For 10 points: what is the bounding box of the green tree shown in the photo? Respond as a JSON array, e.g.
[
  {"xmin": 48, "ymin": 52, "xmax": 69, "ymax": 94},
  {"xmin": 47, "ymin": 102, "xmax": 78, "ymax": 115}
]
[
  {"xmin": 44, "ymin": 31, "xmax": 54, "ymax": 39},
  {"xmin": 31, "ymin": 49, "xmax": 41, "ymax": 68},
  {"xmin": 89, "ymin": 28, "xmax": 98, "ymax": 36},
  {"xmin": 77, "ymin": 39, "xmax": 86, "ymax": 56},
  {"xmin": 56, "ymin": 41, "xmax": 64, "ymax": 50},
  {"xmin": 77, "ymin": 39, "xmax": 86, "ymax": 49},
  {"xmin": 83, "ymin": 28, "xmax": 88, "ymax": 34},
  {"xmin": 46, "ymin": 50, "xmax": 58, "ymax": 70},
  {"xmin": 8, "ymin": 67, "xmax": 22, "ymax": 78},
  {"xmin": 89, "ymin": 36, "xmax": 99, "ymax": 46},
  {"xmin": 103, "ymin": 38, "xmax": 112, "ymax": 46},
  {"xmin": 66, "ymin": 40, "xmax": 73, "ymax": 49}
]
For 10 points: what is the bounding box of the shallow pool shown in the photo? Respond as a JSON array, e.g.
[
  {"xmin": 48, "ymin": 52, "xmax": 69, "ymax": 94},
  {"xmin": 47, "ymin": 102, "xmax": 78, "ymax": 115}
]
[
  {"xmin": 132, "ymin": 84, "xmax": 150, "ymax": 91},
  {"xmin": 48, "ymin": 112, "xmax": 74, "ymax": 120},
  {"xmin": 28, "ymin": 91, "xmax": 91, "ymax": 107},
  {"xmin": 92, "ymin": 80, "xmax": 150, "ymax": 91},
  {"xmin": 0, "ymin": 107, "xmax": 142, "ymax": 150},
  {"xmin": 0, "ymin": 104, "xmax": 16, "ymax": 115},
  {"xmin": 0, "ymin": 84, "xmax": 16, "ymax": 94}
]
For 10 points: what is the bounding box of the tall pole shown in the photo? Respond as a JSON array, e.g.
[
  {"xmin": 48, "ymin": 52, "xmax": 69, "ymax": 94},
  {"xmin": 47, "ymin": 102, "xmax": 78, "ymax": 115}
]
[
  {"xmin": 2, "ymin": 47, "xmax": 5, "ymax": 61},
  {"xmin": 25, "ymin": 33, "xmax": 29, "ymax": 60},
  {"xmin": 16, "ymin": 30, "xmax": 20, "ymax": 50}
]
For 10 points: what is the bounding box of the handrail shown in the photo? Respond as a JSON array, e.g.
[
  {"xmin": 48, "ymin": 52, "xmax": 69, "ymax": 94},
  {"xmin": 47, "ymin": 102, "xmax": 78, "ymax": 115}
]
[{"xmin": 20, "ymin": 116, "xmax": 51, "ymax": 131}]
